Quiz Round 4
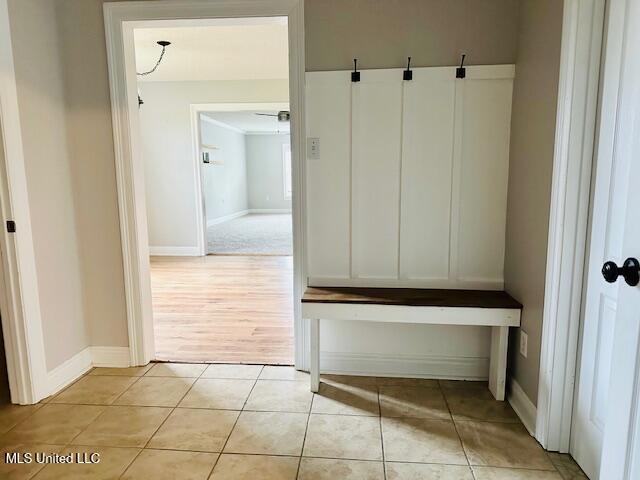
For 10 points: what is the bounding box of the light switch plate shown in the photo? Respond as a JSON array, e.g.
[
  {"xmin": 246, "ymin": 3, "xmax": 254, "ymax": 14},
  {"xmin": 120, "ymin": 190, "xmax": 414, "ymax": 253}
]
[
  {"xmin": 520, "ymin": 330, "xmax": 528, "ymax": 358},
  {"xmin": 307, "ymin": 137, "xmax": 320, "ymax": 160}
]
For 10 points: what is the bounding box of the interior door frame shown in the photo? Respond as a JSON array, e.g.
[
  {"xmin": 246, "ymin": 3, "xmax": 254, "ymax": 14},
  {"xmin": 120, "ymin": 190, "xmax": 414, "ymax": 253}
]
[
  {"xmin": 0, "ymin": 0, "xmax": 48, "ymax": 404},
  {"xmin": 190, "ymin": 101, "xmax": 290, "ymax": 256},
  {"xmin": 535, "ymin": 0, "xmax": 606, "ymax": 451},
  {"xmin": 103, "ymin": 0, "xmax": 307, "ymax": 368}
]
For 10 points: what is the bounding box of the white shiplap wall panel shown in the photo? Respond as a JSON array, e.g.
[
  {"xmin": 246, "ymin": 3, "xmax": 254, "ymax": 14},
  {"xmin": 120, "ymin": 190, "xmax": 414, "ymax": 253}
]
[
  {"xmin": 399, "ymin": 68, "xmax": 456, "ymax": 282},
  {"xmin": 305, "ymin": 65, "xmax": 514, "ymax": 288},
  {"xmin": 305, "ymin": 71, "xmax": 351, "ymax": 279},
  {"xmin": 351, "ymin": 70, "xmax": 403, "ymax": 280},
  {"xmin": 456, "ymin": 77, "xmax": 513, "ymax": 286}
]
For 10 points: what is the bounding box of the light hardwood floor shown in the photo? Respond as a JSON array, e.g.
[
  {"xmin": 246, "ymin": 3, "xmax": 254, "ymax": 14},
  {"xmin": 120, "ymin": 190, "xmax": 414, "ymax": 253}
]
[{"xmin": 150, "ymin": 255, "xmax": 294, "ymax": 364}]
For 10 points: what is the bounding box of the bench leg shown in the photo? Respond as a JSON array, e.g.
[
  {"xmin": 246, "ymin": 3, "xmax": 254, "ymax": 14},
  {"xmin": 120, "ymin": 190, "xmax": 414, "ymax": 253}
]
[
  {"xmin": 310, "ymin": 318, "xmax": 320, "ymax": 393},
  {"xmin": 489, "ymin": 326, "xmax": 509, "ymax": 401}
]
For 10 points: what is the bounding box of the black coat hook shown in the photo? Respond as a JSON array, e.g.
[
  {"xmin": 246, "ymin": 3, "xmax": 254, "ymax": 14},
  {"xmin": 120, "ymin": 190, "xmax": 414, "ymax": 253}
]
[
  {"xmin": 456, "ymin": 54, "xmax": 466, "ymax": 79},
  {"xmin": 403, "ymin": 57, "xmax": 413, "ymax": 81},
  {"xmin": 351, "ymin": 58, "xmax": 360, "ymax": 82}
]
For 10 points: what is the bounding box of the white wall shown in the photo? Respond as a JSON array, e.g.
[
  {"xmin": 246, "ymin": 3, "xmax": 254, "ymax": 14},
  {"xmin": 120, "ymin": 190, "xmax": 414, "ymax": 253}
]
[
  {"xmin": 246, "ymin": 134, "xmax": 292, "ymax": 211},
  {"xmin": 138, "ymin": 79, "xmax": 289, "ymax": 251},
  {"xmin": 200, "ymin": 119, "xmax": 248, "ymax": 223}
]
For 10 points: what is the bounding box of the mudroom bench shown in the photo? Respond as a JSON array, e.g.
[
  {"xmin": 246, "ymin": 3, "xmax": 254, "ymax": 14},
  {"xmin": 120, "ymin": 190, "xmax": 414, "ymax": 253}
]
[{"xmin": 301, "ymin": 287, "xmax": 522, "ymax": 401}]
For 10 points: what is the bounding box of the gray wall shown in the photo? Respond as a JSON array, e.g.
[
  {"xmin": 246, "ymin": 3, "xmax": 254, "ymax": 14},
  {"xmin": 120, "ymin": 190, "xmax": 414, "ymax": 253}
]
[
  {"xmin": 246, "ymin": 134, "xmax": 292, "ymax": 211},
  {"xmin": 8, "ymin": 0, "xmax": 90, "ymax": 369},
  {"xmin": 504, "ymin": 0, "xmax": 564, "ymax": 404},
  {"xmin": 305, "ymin": 0, "xmax": 520, "ymax": 71},
  {"xmin": 57, "ymin": 0, "xmax": 130, "ymax": 351},
  {"xmin": 201, "ymin": 120, "xmax": 249, "ymax": 222}
]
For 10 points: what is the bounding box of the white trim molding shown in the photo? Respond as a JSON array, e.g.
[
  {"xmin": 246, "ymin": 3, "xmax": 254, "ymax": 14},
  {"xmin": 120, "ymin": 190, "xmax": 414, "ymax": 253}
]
[
  {"xmin": 206, "ymin": 209, "xmax": 292, "ymax": 228},
  {"xmin": 148, "ymin": 246, "xmax": 201, "ymax": 256},
  {"xmin": 91, "ymin": 347, "xmax": 131, "ymax": 368},
  {"xmin": 321, "ymin": 352, "xmax": 489, "ymax": 380},
  {"xmin": 0, "ymin": 0, "xmax": 48, "ymax": 404},
  {"xmin": 191, "ymin": 100, "xmax": 291, "ymax": 252},
  {"xmin": 46, "ymin": 348, "xmax": 93, "ymax": 397},
  {"xmin": 536, "ymin": 0, "xmax": 605, "ymax": 452},
  {"xmin": 200, "ymin": 114, "xmax": 246, "ymax": 134},
  {"xmin": 509, "ymin": 378, "xmax": 538, "ymax": 436},
  {"xmin": 46, "ymin": 347, "xmax": 132, "ymax": 398},
  {"xmin": 206, "ymin": 210, "xmax": 250, "ymax": 227},
  {"xmin": 103, "ymin": 0, "xmax": 307, "ymax": 369},
  {"xmin": 249, "ymin": 208, "xmax": 292, "ymax": 214}
]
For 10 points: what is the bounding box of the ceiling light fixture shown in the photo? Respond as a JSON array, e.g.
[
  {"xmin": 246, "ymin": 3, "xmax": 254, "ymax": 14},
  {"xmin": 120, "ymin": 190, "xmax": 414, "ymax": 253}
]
[
  {"xmin": 255, "ymin": 110, "xmax": 290, "ymax": 122},
  {"xmin": 136, "ymin": 40, "xmax": 171, "ymax": 107}
]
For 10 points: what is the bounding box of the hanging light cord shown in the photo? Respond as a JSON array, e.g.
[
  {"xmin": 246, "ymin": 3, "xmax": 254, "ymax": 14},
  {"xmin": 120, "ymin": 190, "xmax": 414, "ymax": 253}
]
[{"xmin": 137, "ymin": 44, "xmax": 168, "ymax": 76}]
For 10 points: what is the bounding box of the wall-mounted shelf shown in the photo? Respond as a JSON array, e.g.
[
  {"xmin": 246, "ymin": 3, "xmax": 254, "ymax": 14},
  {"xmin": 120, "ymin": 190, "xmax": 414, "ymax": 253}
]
[{"xmin": 201, "ymin": 144, "xmax": 222, "ymax": 165}]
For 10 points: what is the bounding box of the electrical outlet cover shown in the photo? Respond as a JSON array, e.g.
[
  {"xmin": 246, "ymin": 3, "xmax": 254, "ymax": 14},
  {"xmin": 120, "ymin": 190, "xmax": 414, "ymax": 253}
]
[{"xmin": 520, "ymin": 331, "xmax": 528, "ymax": 358}]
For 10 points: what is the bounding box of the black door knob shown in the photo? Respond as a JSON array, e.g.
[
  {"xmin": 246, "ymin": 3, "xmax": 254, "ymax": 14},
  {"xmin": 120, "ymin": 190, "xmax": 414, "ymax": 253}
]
[{"xmin": 602, "ymin": 257, "xmax": 640, "ymax": 286}]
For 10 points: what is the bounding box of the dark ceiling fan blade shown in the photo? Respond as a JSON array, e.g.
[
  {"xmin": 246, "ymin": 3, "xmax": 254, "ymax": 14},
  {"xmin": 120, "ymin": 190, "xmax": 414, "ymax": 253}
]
[{"xmin": 254, "ymin": 111, "xmax": 290, "ymax": 122}]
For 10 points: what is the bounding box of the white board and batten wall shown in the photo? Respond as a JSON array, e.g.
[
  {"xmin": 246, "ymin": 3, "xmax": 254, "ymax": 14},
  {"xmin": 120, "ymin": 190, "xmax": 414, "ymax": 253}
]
[{"xmin": 305, "ymin": 64, "xmax": 515, "ymax": 378}]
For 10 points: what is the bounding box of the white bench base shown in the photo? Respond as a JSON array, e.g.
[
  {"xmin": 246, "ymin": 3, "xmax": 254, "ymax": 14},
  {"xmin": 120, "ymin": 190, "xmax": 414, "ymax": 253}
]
[{"xmin": 303, "ymin": 302, "xmax": 521, "ymax": 401}]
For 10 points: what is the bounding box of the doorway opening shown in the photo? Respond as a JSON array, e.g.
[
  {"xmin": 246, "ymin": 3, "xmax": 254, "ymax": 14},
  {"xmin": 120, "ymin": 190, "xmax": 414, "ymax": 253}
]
[{"xmin": 133, "ymin": 18, "xmax": 294, "ymax": 365}]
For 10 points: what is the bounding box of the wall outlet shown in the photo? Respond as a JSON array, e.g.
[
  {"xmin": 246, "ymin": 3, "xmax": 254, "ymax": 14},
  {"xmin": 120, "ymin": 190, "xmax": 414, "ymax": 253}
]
[
  {"xmin": 520, "ymin": 330, "xmax": 528, "ymax": 358},
  {"xmin": 307, "ymin": 137, "xmax": 320, "ymax": 160}
]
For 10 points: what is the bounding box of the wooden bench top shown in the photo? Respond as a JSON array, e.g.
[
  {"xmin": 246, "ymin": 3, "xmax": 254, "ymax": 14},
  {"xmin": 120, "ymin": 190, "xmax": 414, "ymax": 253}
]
[{"xmin": 302, "ymin": 287, "xmax": 522, "ymax": 309}]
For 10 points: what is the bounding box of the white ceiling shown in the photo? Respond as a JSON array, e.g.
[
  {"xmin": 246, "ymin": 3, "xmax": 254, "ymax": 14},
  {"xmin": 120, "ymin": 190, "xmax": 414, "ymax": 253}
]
[
  {"xmin": 202, "ymin": 111, "xmax": 290, "ymax": 134},
  {"xmin": 134, "ymin": 18, "xmax": 289, "ymax": 82}
]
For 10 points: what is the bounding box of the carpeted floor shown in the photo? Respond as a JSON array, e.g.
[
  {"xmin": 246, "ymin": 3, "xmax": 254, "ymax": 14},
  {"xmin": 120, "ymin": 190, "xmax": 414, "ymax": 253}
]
[{"xmin": 207, "ymin": 213, "xmax": 293, "ymax": 255}]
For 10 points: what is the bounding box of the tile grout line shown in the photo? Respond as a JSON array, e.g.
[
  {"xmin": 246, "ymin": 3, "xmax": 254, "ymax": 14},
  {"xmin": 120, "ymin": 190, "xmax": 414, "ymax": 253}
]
[
  {"xmin": 103, "ymin": 374, "xmax": 145, "ymax": 405},
  {"xmin": 207, "ymin": 365, "xmax": 264, "ymax": 476},
  {"xmin": 1, "ymin": 404, "xmax": 46, "ymax": 437},
  {"xmin": 60, "ymin": 375, "xmax": 147, "ymax": 449},
  {"xmin": 140, "ymin": 368, "xmax": 207, "ymax": 449},
  {"xmin": 36, "ymin": 402, "xmax": 382, "ymax": 416},
  {"xmin": 440, "ymin": 383, "xmax": 474, "ymax": 473},
  {"xmin": 378, "ymin": 386, "xmax": 387, "ymax": 480},
  {"xmin": 544, "ymin": 450, "xmax": 570, "ymax": 477},
  {"xmin": 295, "ymin": 394, "xmax": 314, "ymax": 479},
  {"xmin": 119, "ymin": 364, "xmax": 213, "ymax": 479},
  {"xmin": 4, "ymin": 368, "xmax": 575, "ymax": 477}
]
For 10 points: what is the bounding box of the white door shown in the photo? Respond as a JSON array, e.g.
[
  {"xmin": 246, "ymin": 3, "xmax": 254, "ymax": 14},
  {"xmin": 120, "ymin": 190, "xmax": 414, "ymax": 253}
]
[{"xmin": 571, "ymin": 0, "xmax": 640, "ymax": 478}]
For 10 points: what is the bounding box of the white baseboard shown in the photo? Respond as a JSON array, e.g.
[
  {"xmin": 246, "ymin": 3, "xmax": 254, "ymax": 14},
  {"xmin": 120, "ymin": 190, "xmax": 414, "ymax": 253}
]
[
  {"xmin": 206, "ymin": 209, "xmax": 250, "ymax": 227},
  {"xmin": 91, "ymin": 346, "xmax": 130, "ymax": 368},
  {"xmin": 320, "ymin": 352, "xmax": 489, "ymax": 380},
  {"xmin": 46, "ymin": 347, "xmax": 93, "ymax": 396},
  {"xmin": 148, "ymin": 246, "xmax": 200, "ymax": 256},
  {"xmin": 206, "ymin": 209, "xmax": 292, "ymax": 228},
  {"xmin": 248, "ymin": 208, "xmax": 291, "ymax": 214},
  {"xmin": 46, "ymin": 346, "xmax": 132, "ymax": 398},
  {"xmin": 508, "ymin": 377, "xmax": 537, "ymax": 435}
]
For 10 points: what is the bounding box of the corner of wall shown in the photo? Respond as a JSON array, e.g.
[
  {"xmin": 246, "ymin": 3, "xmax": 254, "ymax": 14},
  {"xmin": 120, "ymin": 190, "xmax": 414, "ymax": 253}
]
[{"xmin": 508, "ymin": 376, "xmax": 537, "ymax": 435}]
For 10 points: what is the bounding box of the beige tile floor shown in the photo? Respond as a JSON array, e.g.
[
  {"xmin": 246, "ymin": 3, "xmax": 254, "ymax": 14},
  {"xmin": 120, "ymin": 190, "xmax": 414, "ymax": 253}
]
[{"xmin": 0, "ymin": 363, "xmax": 588, "ymax": 479}]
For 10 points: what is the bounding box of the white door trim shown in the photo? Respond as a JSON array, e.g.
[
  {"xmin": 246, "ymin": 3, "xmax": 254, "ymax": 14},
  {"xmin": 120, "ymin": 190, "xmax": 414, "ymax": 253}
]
[
  {"xmin": 103, "ymin": 0, "xmax": 307, "ymax": 368},
  {"xmin": 536, "ymin": 0, "xmax": 606, "ymax": 451},
  {"xmin": 0, "ymin": 0, "xmax": 48, "ymax": 404},
  {"xmin": 191, "ymin": 101, "xmax": 290, "ymax": 256}
]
